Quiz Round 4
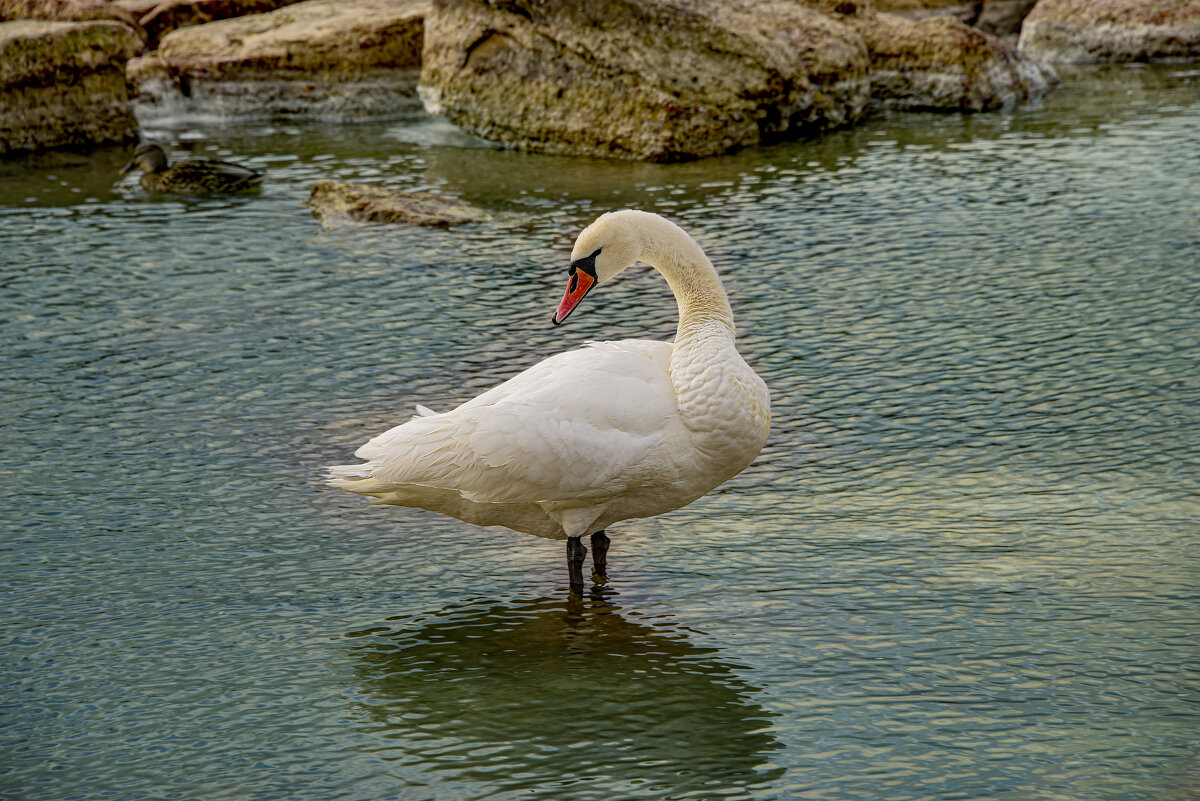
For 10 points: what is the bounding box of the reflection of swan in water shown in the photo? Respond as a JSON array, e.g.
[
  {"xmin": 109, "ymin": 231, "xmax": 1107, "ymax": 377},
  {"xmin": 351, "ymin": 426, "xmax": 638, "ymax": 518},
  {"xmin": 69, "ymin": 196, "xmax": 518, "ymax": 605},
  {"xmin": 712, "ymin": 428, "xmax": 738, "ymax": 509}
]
[{"xmin": 348, "ymin": 595, "xmax": 783, "ymax": 799}]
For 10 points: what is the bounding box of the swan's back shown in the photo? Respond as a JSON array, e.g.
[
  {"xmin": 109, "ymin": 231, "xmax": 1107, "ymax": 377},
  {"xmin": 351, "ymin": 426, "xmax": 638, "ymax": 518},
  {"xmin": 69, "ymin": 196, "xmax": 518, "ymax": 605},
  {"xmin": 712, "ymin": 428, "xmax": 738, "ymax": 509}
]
[{"xmin": 331, "ymin": 340, "xmax": 684, "ymax": 531}]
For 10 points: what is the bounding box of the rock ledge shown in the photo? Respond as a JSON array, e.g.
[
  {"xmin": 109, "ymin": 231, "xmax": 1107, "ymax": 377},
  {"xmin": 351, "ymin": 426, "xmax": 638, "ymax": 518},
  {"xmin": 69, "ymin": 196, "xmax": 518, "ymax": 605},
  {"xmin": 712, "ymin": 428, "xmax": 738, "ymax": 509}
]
[
  {"xmin": 127, "ymin": 0, "xmax": 429, "ymax": 122},
  {"xmin": 1019, "ymin": 0, "xmax": 1200, "ymax": 63}
]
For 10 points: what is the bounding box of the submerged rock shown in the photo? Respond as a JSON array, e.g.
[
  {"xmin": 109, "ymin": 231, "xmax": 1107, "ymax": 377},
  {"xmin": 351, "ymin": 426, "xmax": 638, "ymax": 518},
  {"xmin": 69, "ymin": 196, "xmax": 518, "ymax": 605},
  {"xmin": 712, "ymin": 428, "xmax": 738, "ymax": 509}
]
[
  {"xmin": 0, "ymin": 19, "xmax": 143, "ymax": 154},
  {"xmin": 127, "ymin": 0, "xmax": 428, "ymax": 122},
  {"xmin": 419, "ymin": 0, "xmax": 871, "ymax": 162},
  {"xmin": 1019, "ymin": 0, "xmax": 1200, "ymax": 63},
  {"xmin": 305, "ymin": 180, "xmax": 495, "ymax": 227}
]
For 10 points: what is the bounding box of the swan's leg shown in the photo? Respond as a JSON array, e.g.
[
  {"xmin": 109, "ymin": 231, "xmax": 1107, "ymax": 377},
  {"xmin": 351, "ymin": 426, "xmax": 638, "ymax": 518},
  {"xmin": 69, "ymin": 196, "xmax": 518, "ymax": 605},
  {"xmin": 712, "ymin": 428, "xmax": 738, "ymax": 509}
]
[
  {"xmin": 590, "ymin": 531, "xmax": 610, "ymax": 581},
  {"xmin": 566, "ymin": 536, "xmax": 587, "ymax": 595}
]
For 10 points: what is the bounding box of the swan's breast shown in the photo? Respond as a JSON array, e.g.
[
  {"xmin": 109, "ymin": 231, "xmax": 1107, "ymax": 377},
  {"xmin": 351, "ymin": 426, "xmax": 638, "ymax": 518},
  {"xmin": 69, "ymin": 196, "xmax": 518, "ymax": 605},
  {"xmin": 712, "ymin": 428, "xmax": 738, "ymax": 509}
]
[{"xmin": 669, "ymin": 346, "xmax": 770, "ymax": 482}]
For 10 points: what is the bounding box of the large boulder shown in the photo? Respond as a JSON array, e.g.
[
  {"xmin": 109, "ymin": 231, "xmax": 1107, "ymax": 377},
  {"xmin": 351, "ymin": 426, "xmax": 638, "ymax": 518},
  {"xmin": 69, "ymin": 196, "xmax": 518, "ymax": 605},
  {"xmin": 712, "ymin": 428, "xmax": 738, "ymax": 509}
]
[
  {"xmin": 126, "ymin": 0, "xmax": 428, "ymax": 121},
  {"xmin": 1019, "ymin": 0, "xmax": 1200, "ymax": 63},
  {"xmin": 418, "ymin": 0, "xmax": 871, "ymax": 162},
  {"xmin": 812, "ymin": 1, "xmax": 1056, "ymax": 111},
  {"xmin": 0, "ymin": 19, "xmax": 142, "ymax": 153}
]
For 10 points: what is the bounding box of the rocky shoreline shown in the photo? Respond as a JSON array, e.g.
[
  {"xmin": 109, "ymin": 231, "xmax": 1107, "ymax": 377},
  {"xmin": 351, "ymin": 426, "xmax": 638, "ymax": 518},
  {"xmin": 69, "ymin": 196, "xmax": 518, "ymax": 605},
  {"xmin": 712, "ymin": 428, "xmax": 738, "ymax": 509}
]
[{"xmin": 1, "ymin": 0, "xmax": 1197, "ymax": 161}]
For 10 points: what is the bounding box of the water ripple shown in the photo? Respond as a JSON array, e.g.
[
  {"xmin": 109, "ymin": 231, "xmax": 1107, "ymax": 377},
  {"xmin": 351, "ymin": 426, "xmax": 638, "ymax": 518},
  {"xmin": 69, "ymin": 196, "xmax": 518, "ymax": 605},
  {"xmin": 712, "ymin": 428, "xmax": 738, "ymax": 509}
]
[{"xmin": 1, "ymin": 64, "xmax": 1198, "ymax": 801}]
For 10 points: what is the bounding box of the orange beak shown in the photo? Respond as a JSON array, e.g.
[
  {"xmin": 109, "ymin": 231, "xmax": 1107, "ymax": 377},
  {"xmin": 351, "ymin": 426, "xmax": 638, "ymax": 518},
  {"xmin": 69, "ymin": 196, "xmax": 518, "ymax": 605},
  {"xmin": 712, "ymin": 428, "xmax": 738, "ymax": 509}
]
[{"xmin": 552, "ymin": 269, "xmax": 595, "ymax": 325}]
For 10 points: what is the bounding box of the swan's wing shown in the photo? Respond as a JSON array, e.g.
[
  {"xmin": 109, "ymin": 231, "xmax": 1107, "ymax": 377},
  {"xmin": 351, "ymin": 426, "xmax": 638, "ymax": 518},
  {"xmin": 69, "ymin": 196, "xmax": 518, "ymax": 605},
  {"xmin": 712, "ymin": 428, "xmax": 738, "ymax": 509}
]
[{"xmin": 352, "ymin": 340, "xmax": 676, "ymax": 504}]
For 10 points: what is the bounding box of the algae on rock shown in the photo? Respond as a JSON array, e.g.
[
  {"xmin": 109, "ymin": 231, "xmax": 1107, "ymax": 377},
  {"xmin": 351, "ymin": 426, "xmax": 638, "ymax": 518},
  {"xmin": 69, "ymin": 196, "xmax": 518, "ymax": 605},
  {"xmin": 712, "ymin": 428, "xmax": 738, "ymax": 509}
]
[
  {"xmin": 0, "ymin": 19, "xmax": 143, "ymax": 153},
  {"xmin": 305, "ymin": 179, "xmax": 496, "ymax": 227}
]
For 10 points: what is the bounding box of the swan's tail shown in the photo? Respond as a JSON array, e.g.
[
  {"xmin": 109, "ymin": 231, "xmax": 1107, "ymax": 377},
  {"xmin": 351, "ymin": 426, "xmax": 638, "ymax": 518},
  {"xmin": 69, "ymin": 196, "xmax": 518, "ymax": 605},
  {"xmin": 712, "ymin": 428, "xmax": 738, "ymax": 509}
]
[
  {"xmin": 327, "ymin": 462, "xmax": 386, "ymax": 496},
  {"xmin": 329, "ymin": 403, "xmax": 442, "ymax": 495}
]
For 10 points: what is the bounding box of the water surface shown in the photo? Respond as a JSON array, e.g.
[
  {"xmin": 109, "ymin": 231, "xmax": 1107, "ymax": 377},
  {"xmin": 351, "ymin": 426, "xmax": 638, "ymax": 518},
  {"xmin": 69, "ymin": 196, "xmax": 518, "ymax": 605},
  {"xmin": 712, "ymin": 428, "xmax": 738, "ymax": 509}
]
[{"xmin": 2, "ymin": 65, "xmax": 1198, "ymax": 801}]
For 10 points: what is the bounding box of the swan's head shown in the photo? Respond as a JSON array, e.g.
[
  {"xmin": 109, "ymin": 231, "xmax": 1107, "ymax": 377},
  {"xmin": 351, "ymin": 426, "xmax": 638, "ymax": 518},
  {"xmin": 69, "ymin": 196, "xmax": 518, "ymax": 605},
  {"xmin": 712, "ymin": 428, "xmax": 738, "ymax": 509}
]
[{"xmin": 553, "ymin": 211, "xmax": 645, "ymax": 325}]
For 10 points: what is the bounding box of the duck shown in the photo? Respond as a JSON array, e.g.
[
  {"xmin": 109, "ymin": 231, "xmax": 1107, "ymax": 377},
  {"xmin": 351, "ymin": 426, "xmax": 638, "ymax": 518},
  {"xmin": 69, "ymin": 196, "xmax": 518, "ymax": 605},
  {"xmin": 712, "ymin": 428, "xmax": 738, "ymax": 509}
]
[
  {"xmin": 328, "ymin": 210, "xmax": 770, "ymax": 594},
  {"xmin": 119, "ymin": 143, "xmax": 264, "ymax": 194}
]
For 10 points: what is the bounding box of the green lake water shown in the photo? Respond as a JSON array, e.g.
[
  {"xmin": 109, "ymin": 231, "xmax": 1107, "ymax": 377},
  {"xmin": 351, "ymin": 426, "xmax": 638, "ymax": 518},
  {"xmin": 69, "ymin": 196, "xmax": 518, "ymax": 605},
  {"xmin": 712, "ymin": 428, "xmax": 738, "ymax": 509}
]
[{"xmin": 2, "ymin": 65, "xmax": 1198, "ymax": 800}]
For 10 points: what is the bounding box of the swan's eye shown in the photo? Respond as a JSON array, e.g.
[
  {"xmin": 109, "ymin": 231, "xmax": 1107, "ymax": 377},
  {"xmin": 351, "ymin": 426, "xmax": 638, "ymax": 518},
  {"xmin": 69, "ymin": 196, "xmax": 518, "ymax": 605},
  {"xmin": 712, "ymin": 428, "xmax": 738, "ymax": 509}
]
[{"xmin": 570, "ymin": 247, "xmax": 602, "ymax": 278}]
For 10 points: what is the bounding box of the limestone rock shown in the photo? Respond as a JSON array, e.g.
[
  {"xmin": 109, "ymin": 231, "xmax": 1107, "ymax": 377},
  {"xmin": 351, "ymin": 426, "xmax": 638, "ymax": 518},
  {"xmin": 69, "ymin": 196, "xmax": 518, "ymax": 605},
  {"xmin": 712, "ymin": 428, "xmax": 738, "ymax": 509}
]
[
  {"xmin": 419, "ymin": 0, "xmax": 871, "ymax": 162},
  {"xmin": 124, "ymin": 0, "xmax": 306, "ymax": 46},
  {"xmin": 875, "ymin": 0, "xmax": 975, "ymax": 18},
  {"xmin": 127, "ymin": 0, "xmax": 428, "ymax": 121},
  {"xmin": 800, "ymin": 0, "xmax": 1053, "ymax": 109},
  {"xmin": 1019, "ymin": 0, "xmax": 1200, "ymax": 63},
  {"xmin": 856, "ymin": 12, "xmax": 1057, "ymax": 110},
  {"xmin": 0, "ymin": 0, "xmax": 144, "ymax": 35},
  {"xmin": 113, "ymin": 0, "xmax": 164, "ymax": 14},
  {"xmin": 0, "ymin": 19, "xmax": 142, "ymax": 153},
  {"xmin": 305, "ymin": 179, "xmax": 495, "ymax": 227},
  {"xmin": 859, "ymin": 1, "xmax": 1040, "ymax": 42},
  {"xmin": 974, "ymin": 1, "xmax": 1039, "ymax": 41}
]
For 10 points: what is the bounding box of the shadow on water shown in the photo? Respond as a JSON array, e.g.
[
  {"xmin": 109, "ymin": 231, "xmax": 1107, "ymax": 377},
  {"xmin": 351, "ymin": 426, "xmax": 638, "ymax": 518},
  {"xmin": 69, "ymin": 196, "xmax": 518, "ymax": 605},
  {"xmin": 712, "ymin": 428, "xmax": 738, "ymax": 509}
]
[{"xmin": 347, "ymin": 594, "xmax": 784, "ymax": 800}]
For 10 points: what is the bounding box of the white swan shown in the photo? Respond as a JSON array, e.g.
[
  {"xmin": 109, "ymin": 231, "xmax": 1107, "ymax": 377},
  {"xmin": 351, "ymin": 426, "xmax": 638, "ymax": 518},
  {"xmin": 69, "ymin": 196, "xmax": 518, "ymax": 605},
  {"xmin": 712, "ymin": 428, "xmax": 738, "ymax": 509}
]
[{"xmin": 328, "ymin": 210, "xmax": 770, "ymax": 592}]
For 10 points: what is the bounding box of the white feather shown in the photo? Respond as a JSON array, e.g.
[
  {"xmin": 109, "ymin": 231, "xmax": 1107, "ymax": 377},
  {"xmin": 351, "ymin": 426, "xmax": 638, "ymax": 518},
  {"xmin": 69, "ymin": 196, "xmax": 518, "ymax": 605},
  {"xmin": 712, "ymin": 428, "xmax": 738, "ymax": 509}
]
[{"xmin": 328, "ymin": 210, "xmax": 770, "ymax": 541}]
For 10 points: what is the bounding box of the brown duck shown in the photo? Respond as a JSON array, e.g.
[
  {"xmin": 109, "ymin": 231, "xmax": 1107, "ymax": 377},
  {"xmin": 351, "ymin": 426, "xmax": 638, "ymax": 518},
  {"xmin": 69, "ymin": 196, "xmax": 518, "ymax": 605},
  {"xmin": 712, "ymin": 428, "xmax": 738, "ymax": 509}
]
[{"xmin": 120, "ymin": 143, "xmax": 264, "ymax": 194}]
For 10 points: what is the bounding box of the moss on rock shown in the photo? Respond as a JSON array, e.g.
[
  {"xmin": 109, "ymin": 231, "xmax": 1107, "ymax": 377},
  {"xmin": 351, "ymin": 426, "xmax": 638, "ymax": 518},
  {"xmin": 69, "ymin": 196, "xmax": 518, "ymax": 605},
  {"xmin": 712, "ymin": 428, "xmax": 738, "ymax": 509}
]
[
  {"xmin": 1, "ymin": 19, "xmax": 141, "ymax": 153},
  {"xmin": 1, "ymin": 18, "xmax": 142, "ymax": 87}
]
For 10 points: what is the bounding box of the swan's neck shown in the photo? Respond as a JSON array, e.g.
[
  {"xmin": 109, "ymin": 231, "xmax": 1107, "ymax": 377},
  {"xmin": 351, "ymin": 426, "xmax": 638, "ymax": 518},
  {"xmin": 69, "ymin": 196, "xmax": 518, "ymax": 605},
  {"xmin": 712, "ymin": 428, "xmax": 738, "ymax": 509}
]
[
  {"xmin": 638, "ymin": 216, "xmax": 747, "ymax": 437},
  {"xmin": 638, "ymin": 218, "xmax": 735, "ymax": 347}
]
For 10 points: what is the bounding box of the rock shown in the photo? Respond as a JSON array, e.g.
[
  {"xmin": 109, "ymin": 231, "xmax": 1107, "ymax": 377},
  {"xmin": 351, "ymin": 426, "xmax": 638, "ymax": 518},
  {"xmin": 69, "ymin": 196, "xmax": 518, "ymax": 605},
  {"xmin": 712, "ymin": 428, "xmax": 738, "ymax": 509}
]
[
  {"xmin": 800, "ymin": 1, "xmax": 1054, "ymax": 110},
  {"xmin": 0, "ymin": 19, "xmax": 142, "ymax": 153},
  {"xmin": 125, "ymin": 0, "xmax": 305, "ymax": 46},
  {"xmin": 867, "ymin": 0, "xmax": 1040, "ymax": 42},
  {"xmin": 419, "ymin": 0, "xmax": 871, "ymax": 162},
  {"xmin": 1019, "ymin": 0, "xmax": 1200, "ymax": 63},
  {"xmin": 0, "ymin": 0, "xmax": 144, "ymax": 34},
  {"xmin": 305, "ymin": 179, "xmax": 496, "ymax": 227},
  {"xmin": 127, "ymin": 0, "xmax": 428, "ymax": 121},
  {"xmin": 875, "ymin": 0, "xmax": 976, "ymax": 19},
  {"xmin": 112, "ymin": 0, "xmax": 160, "ymax": 14},
  {"xmin": 853, "ymin": 11, "xmax": 1057, "ymax": 110},
  {"xmin": 974, "ymin": 0, "xmax": 1038, "ymax": 41}
]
